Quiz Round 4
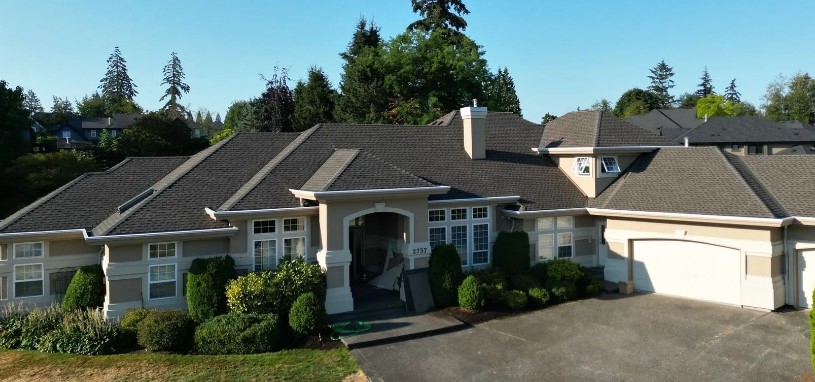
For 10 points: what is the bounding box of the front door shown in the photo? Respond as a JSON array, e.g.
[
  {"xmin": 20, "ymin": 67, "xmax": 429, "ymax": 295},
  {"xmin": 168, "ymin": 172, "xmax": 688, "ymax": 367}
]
[{"xmin": 597, "ymin": 221, "xmax": 608, "ymax": 267}]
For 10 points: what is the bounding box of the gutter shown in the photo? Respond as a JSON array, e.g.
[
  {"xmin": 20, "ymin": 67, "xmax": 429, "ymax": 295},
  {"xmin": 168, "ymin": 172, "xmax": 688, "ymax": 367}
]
[
  {"xmin": 205, "ymin": 206, "xmax": 319, "ymax": 220},
  {"xmin": 85, "ymin": 227, "xmax": 239, "ymax": 244},
  {"xmin": 796, "ymin": 217, "xmax": 815, "ymax": 226},
  {"xmin": 0, "ymin": 229, "xmax": 89, "ymax": 241},
  {"xmin": 290, "ymin": 186, "xmax": 451, "ymax": 201},
  {"xmin": 532, "ymin": 146, "xmax": 675, "ymax": 155},
  {"xmin": 428, "ymin": 196, "xmax": 521, "ymax": 206},
  {"xmin": 586, "ymin": 208, "xmax": 795, "ymax": 227},
  {"xmin": 501, "ymin": 208, "xmax": 588, "ymax": 218}
]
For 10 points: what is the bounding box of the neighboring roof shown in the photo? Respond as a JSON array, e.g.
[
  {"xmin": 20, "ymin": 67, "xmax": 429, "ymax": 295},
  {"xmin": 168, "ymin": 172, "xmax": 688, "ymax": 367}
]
[
  {"xmin": 540, "ymin": 111, "xmax": 675, "ymax": 148},
  {"xmin": 300, "ymin": 149, "xmax": 435, "ymax": 192},
  {"xmin": 626, "ymin": 108, "xmax": 702, "ymax": 138},
  {"xmin": 81, "ymin": 114, "xmax": 142, "ymax": 130},
  {"xmin": 591, "ymin": 147, "xmax": 778, "ymax": 218},
  {"xmin": 231, "ymin": 111, "xmax": 586, "ymax": 212},
  {"xmin": 775, "ymin": 145, "xmax": 815, "ymax": 155},
  {"xmin": 680, "ymin": 116, "xmax": 815, "ymax": 144},
  {"xmin": 0, "ymin": 156, "xmax": 189, "ymax": 233},
  {"xmin": 733, "ymin": 155, "xmax": 815, "ymax": 217}
]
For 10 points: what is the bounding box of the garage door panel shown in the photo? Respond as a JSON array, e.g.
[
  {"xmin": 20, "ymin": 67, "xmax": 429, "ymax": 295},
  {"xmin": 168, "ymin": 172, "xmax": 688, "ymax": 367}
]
[
  {"xmin": 798, "ymin": 250, "xmax": 815, "ymax": 308},
  {"xmin": 632, "ymin": 240, "xmax": 741, "ymax": 306}
]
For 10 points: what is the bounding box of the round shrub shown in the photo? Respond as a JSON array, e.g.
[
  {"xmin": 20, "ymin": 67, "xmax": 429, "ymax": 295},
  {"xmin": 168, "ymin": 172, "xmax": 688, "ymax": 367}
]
[
  {"xmin": 429, "ymin": 244, "xmax": 464, "ymax": 308},
  {"xmin": 575, "ymin": 265, "xmax": 593, "ymax": 297},
  {"xmin": 37, "ymin": 309, "xmax": 124, "ymax": 355},
  {"xmin": 137, "ymin": 310, "xmax": 195, "ymax": 352},
  {"xmin": 492, "ymin": 231, "xmax": 530, "ymax": 276},
  {"xmin": 527, "ymin": 287, "xmax": 551, "ymax": 308},
  {"xmin": 226, "ymin": 271, "xmax": 277, "ymax": 314},
  {"xmin": 194, "ymin": 312, "xmax": 282, "ymax": 355},
  {"xmin": 119, "ymin": 308, "xmax": 149, "ymax": 333},
  {"xmin": 503, "ymin": 290, "xmax": 528, "ymax": 310},
  {"xmin": 510, "ymin": 274, "xmax": 541, "ymax": 292},
  {"xmin": 288, "ymin": 292, "xmax": 326, "ymax": 335},
  {"xmin": 545, "ymin": 259, "xmax": 584, "ymax": 282},
  {"xmin": 187, "ymin": 255, "xmax": 236, "ymax": 322},
  {"xmin": 471, "ymin": 269, "xmax": 509, "ymax": 309},
  {"xmin": 529, "ymin": 263, "xmax": 548, "ymax": 284},
  {"xmin": 61, "ymin": 265, "xmax": 105, "ymax": 313},
  {"xmin": 227, "ymin": 259, "xmax": 325, "ymax": 320},
  {"xmin": 458, "ymin": 275, "xmax": 486, "ymax": 310},
  {"xmin": 547, "ymin": 280, "xmax": 577, "ymax": 301},
  {"xmin": 586, "ymin": 279, "xmax": 603, "ymax": 296}
]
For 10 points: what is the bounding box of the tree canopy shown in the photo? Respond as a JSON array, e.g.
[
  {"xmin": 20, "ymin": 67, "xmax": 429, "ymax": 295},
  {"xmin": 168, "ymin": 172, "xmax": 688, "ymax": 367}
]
[
  {"xmin": 258, "ymin": 67, "xmax": 295, "ymax": 132},
  {"xmin": 762, "ymin": 73, "xmax": 815, "ymax": 123},
  {"xmin": 160, "ymin": 52, "xmax": 191, "ymax": 118},
  {"xmin": 696, "ymin": 94, "xmax": 757, "ymax": 118},
  {"xmin": 613, "ymin": 88, "xmax": 661, "ymax": 117},
  {"xmin": 696, "ymin": 67, "xmax": 714, "ymax": 98},
  {"xmin": 0, "ymin": 81, "xmax": 31, "ymax": 169},
  {"xmin": 407, "ymin": 0, "xmax": 470, "ymax": 39},
  {"xmin": 99, "ymin": 46, "xmax": 138, "ymax": 103},
  {"xmin": 724, "ymin": 79, "xmax": 740, "ymax": 103},
  {"xmin": 647, "ymin": 60, "xmax": 675, "ymax": 108},
  {"xmin": 293, "ymin": 66, "xmax": 337, "ymax": 131},
  {"xmin": 77, "ymin": 93, "xmax": 107, "ymax": 117},
  {"xmin": 335, "ymin": 18, "xmax": 389, "ymax": 124},
  {"xmin": 115, "ymin": 113, "xmax": 208, "ymax": 157},
  {"xmin": 485, "ymin": 67, "xmax": 522, "ymax": 116},
  {"xmin": 23, "ymin": 90, "xmax": 42, "ymax": 113}
]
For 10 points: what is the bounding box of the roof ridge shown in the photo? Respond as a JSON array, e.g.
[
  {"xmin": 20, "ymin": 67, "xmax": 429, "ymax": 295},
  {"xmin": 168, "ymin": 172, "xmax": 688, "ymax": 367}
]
[
  {"xmin": 593, "ymin": 111, "xmax": 602, "ymax": 147},
  {"xmin": 92, "ymin": 134, "xmax": 237, "ymax": 236},
  {"xmin": 0, "ymin": 173, "xmax": 93, "ymax": 231},
  {"xmin": 721, "ymin": 152, "xmax": 790, "ymax": 218},
  {"xmin": 218, "ymin": 127, "xmax": 318, "ymax": 210},
  {"xmin": 655, "ymin": 109, "xmax": 685, "ymax": 129},
  {"xmin": 714, "ymin": 149, "xmax": 780, "ymax": 218}
]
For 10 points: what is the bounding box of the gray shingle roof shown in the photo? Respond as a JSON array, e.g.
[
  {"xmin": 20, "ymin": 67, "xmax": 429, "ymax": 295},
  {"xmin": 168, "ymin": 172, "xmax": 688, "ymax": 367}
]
[
  {"xmin": 626, "ymin": 108, "xmax": 702, "ymax": 137},
  {"xmin": 734, "ymin": 155, "xmax": 815, "ymax": 217},
  {"xmin": 231, "ymin": 111, "xmax": 586, "ymax": 212},
  {"xmin": 775, "ymin": 145, "xmax": 815, "ymax": 155},
  {"xmin": 301, "ymin": 149, "xmax": 435, "ymax": 192},
  {"xmin": 0, "ymin": 156, "xmax": 189, "ymax": 233},
  {"xmin": 540, "ymin": 111, "xmax": 675, "ymax": 148},
  {"xmin": 680, "ymin": 116, "xmax": 815, "ymax": 144},
  {"xmin": 591, "ymin": 147, "xmax": 777, "ymax": 218}
]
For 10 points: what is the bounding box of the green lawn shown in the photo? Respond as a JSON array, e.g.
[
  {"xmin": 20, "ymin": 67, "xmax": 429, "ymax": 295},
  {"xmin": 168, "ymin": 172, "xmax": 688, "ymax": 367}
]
[{"xmin": 0, "ymin": 348, "xmax": 360, "ymax": 382}]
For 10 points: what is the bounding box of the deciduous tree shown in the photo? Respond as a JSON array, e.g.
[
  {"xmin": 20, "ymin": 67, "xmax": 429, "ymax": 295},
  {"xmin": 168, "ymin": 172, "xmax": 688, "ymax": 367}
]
[
  {"xmin": 257, "ymin": 67, "xmax": 295, "ymax": 132},
  {"xmin": 676, "ymin": 93, "xmax": 701, "ymax": 109},
  {"xmin": 647, "ymin": 60, "xmax": 675, "ymax": 108},
  {"xmin": 223, "ymin": 100, "xmax": 258, "ymax": 133},
  {"xmin": 77, "ymin": 93, "xmax": 107, "ymax": 117},
  {"xmin": 117, "ymin": 112, "xmax": 208, "ymax": 157},
  {"xmin": 613, "ymin": 88, "xmax": 661, "ymax": 117},
  {"xmin": 762, "ymin": 73, "xmax": 815, "ymax": 123}
]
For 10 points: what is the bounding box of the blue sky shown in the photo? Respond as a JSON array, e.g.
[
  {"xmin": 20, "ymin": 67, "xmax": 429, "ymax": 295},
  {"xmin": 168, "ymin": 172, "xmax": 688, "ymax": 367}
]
[{"xmin": 1, "ymin": 1, "xmax": 814, "ymax": 122}]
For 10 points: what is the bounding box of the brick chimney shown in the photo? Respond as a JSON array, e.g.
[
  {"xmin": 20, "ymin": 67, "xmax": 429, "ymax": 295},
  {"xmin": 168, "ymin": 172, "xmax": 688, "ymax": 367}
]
[{"xmin": 460, "ymin": 101, "xmax": 488, "ymax": 159}]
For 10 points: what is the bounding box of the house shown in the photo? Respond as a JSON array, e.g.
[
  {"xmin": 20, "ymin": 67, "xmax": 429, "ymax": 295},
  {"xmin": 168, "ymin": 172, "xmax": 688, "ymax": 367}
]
[
  {"xmin": 80, "ymin": 114, "xmax": 142, "ymax": 142},
  {"xmin": 1, "ymin": 107, "xmax": 813, "ymax": 318}
]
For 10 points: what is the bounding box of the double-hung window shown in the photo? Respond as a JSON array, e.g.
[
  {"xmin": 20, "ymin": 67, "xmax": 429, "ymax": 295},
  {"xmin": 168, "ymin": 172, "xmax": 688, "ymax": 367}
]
[
  {"xmin": 148, "ymin": 264, "xmax": 176, "ymax": 299},
  {"xmin": 451, "ymin": 225, "xmax": 468, "ymax": 266},
  {"xmin": 472, "ymin": 224, "xmax": 489, "ymax": 265},
  {"xmin": 557, "ymin": 232, "xmax": 574, "ymax": 258},
  {"xmin": 251, "ymin": 217, "xmax": 308, "ymax": 270},
  {"xmin": 282, "ymin": 218, "xmax": 306, "ymax": 261},
  {"xmin": 14, "ymin": 264, "xmax": 43, "ymax": 298},
  {"xmin": 537, "ymin": 216, "xmax": 575, "ymax": 261},
  {"xmin": 429, "ymin": 226, "xmax": 447, "ymax": 249},
  {"xmin": 572, "ymin": 157, "xmax": 591, "ymax": 176}
]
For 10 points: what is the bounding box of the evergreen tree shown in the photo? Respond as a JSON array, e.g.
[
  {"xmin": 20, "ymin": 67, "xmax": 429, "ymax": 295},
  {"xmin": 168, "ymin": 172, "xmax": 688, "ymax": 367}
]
[
  {"xmin": 407, "ymin": 0, "xmax": 470, "ymax": 40},
  {"xmin": 293, "ymin": 66, "xmax": 337, "ymax": 131},
  {"xmin": 257, "ymin": 67, "xmax": 295, "ymax": 132},
  {"xmin": 23, "ymin": 90, "xmax": 42, "ymax": 113},
  {"xmin": 0, "ymin": 81, "xmax": 30, "ymax": 169},
  {"xmin": 215, "ymin": 113, "xmax": 221, "ymax": 123},
  {"xmin": 647, "ymin": 60, "xmax": 675, "ymax": 108},
  {"xmin": 676, "ymin": 93, "xmax": 701, "ymax": 109},
  {"xmin": 48, "ymin": 96, "xmax": 76, "ymax": 126},
  {"xmin": 541, "ymin": 113, "xmax": 558, "ymax": 124},
  {"xmin": 696, "ymin": 67, "xmax": 715, "ymax": 97},
  {"xmin": 160, "ymin": 52, "xmax": 191, "ymax": 118},
  {"xmin": 335, "ymin": 19, "xmax": 390, "ymax": 124},
  {"xmin": 99, "ymin": 46, "xmax": 138, "ymax": 103},
  {"xmin": 195, "ymin": 110, "xmax": 203, "ymax": 124},
  {"xmin": 724, "ymin": 78, "xmax": 741, "ymax": 103},
  {"xmin": 76, "ymin": 93, "xmax": 107, "ymax": 117},
  {"xmin": 484, "ymin": 67, "xmax": 521, "ymax": 116}
]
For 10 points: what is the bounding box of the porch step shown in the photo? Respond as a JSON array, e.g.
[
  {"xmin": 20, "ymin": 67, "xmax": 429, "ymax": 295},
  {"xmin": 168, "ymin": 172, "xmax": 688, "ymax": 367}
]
[
  {"xmin": 585, "ymin": 267, "xmax": 619, "ymax": 293},
  {"xmin": 328, "ymin": 304, "xmax": 407, "ymax": 324}
]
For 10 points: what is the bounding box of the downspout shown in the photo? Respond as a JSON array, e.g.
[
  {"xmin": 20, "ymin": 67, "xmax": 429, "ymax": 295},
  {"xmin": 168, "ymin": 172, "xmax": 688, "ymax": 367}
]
[{"xmin": 786, "ymin": 226, "xmax": 796, "ymax": 307}]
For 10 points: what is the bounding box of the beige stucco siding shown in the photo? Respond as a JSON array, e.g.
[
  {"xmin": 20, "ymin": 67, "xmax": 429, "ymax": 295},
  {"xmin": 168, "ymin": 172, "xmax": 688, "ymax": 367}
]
[
  {"xmin": 108, "ymin": 244, "xmax": 143, "ymax": 262},
  {"xmin": 320, "ymin": 197, "xmax": 429, "ymax": 251},
  {"xmin": 414, "ymin": 257, "xmax": 429, "ymax": 269},
  {"xmin": 554, "ymin": 156, "xmax": 595, "ymax": 196},
  {"xmin": 608, "ymin": 218, "xmax": 774, "ymax": 242},
  {"xmin": 229, "ymin": 220, "xmax": 248, "ymax": 254},
  {"xmin": 183, "ymin": 238, "xmax": 229, "ymax": 257},
  {"xmin": 746, "ymin": 255, "xmax": 784, "ymax": 278},
  {"xmin": 108, "ymin": 278, "xmax": 142, "ymax": 303},
  {"xmin": 608, "ymin": 242, "xmax": 625, "ymax": 261},
  {"xmin": 49, "ymin": 239, "xmax": 97, "ymax": 257}
]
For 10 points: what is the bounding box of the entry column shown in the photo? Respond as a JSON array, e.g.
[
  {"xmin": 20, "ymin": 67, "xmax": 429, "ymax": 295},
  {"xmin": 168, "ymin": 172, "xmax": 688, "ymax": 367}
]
[{"xmin": 316, "ymin": 203, "xmax": 354, "ymax": 314}]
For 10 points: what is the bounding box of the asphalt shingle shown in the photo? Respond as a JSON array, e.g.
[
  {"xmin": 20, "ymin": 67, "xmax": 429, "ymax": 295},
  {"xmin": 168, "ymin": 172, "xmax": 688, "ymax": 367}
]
[{"xmin": 540, "ymin": 111, "xmax": 674, "ymax": 148}]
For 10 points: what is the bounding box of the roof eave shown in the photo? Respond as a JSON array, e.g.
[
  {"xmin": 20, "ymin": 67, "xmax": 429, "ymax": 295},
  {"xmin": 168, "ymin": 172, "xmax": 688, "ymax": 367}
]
[
  {"xmin": 290, "ymin": 186, "xmax": 451, "ymax": 201},
  {"xmin": 586, "ymin": 208, "xmax": 794, "ymax": 227},
  {"xmin": 85, "ymin": 227, "xmax": 238, "ymax": 244},
  {"xmin": 0, "ymin": 229, "xmax": 89, "ymax": 242},
  {"xmin": 429, "ymin": 196, "xmax": 521, "ymax": 206},
  {"xmin": 205, "ymin": 206, "xmax": 320, "ymax": 220},
  {"xmin": 501, "ymin": 208, "xmax": 589, "ymax": 218},
  {"xmin": 533, "ymin": 146, "xmax": 671, "ymax": 155}
]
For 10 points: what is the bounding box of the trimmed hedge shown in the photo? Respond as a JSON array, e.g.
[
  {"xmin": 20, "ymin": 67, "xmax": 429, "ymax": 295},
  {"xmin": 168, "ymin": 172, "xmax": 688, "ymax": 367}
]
[
  {"xmin": 510, "ymin": 274, "xmax": 541, "ymax": 293},
  {"xmin": 187, "ymin": 255, "xmax": 236, "ymax": 322},
  {"xmin": 545, "ymin": 259, "xmax": 584, "ymax": 282},
  {"xmin": 470, "ymin": 268, "xmax": 509, "ymax": 309},
  {"xmin": 120, "ymin": 308, "xmax": 150, "ymax": 333},
  {"xmin": 503, "ymin": 290, "xmax": 528, "ymax": 310},
  {"xmin": 61, "ymin": 265, "xmax": 105, "ymax": 313},
  {"xmin": 492, "ymin": 231, "xmax": 530, "ymax": 276},
  {"xmin": 527, "ymin": 287, "xmax": 551, "ymax": 308},
  {"xmin": 38, "ymin": 309, "xmax": 124, "ymax": 355},
  {"xmin": 194, "ymin": 312, "xmax": 282, "ymax": 355},
  {"xmin": 137, "ymin": 310, "xmax": 195, "ymax": 352},
  {"xmin": 289, "ymin": 292, "xmax": 326, "ymax": 335},
  {"xmin": 458, "ymin": 275, "xmax": 486, "ymax": 310},
  {"xmin": 429, "ymin": 244, "xmax": 464, "ymax": 308},
  {"xmin": 226, "ymin": 259, "xmax": 325, "ymax": 320},
  {"xmin": 547, "ymin": 280, "xmax": 577, "ymax": 301}
]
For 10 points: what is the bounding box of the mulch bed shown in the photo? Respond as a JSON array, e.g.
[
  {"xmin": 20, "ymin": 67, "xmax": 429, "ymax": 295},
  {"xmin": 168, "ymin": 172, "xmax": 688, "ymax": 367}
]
[
  {"xmin": 287, "ymin": 327, "xmax": 345, "ymax": 350},
  {"xmin": 441, "ymin": 306, "xmax": 517, "ymax": 325}
]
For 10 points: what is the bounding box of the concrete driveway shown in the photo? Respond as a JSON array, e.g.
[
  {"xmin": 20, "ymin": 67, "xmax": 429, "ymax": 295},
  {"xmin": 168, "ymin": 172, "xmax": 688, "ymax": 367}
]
[{"xmin": 350, "ymin": 293, "xmax": 811, "ymax": 381}]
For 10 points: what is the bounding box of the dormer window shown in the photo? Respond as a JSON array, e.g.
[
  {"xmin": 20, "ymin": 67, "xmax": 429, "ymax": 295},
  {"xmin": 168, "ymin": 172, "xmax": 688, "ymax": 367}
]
[
  {"xmin": 572, "ymin": 157, "xmax": 591, "ymax": 176},
  {"xmin": 600, "ymin": 157, "xmax": 621, "ymax": 173}
]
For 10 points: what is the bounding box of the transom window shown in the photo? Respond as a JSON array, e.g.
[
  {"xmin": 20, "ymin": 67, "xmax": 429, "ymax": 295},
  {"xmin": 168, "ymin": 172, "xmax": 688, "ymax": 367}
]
[
  {"xmin": 557, "ymin": 232, "xmax": 574, "ymax": 258},
  {"xmin": 536, "ymin": 217, "xmax": 554, "ymax": 231},
  {"xmin": 14, "ymin": 263, "xmax": 44, "ymax": 298},
  {"xmin": 253, "ymin": 220, "xmax": 276, "ymax": 234},
  {"xmin": 14, "ymin": 242, "xmax": 43, "ymax": 259},
  {"xmin": 572, "ymin": 157, "xmax": 591, "ymax": 176},
  {"xmin": 600, "ymin": 157, "xmax": 620, "ymax": 173},
  {"xmin": 556, "ymin": 216, "xmax": 574, "ymax": 230},
  {"xmin": 429, "ymin": 209, "xmax": 446, "ymax": 222},
  {"xmin": 284, "ymin": 237, "xmax": 306, "ymax": 259},
  {"xmin": 148, "ymin": 264, "xmax": 176, "ymax": 299},
  {"xmin": 472, "ymin": 207, "xmax": 489, "ymax": 219},
  {"xmin": 149, "ymin": 242, "xmax": 176, "ymax": 259},
  {"xmin": 283, "ymin": 217, "xmax": 304, "ymax": 232},
  {"xmin": 450, "ymin": 208, "xmax": 468, "ymax": 220},
  {"xmin": 254, "ymin": 240, "xmax": 277, "ymax": 271}
]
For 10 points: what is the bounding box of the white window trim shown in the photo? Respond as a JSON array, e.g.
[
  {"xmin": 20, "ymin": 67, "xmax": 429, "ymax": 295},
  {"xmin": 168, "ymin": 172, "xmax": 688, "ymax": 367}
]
[
  {"xmin": 472, "ymin": 206, "xmax": 490, "ymax": 220},
  {"xmin": 450, "ymin": 207, "xmax": 469, "ymax": 221},
  {"xmin": 537, "ymin": 233, "xmax": 555, "ymax": 261},
  {"xmin": 282, "ymin": 217, "xmax": 306, "ymax": 233},
  {"xmin": 148, "ymin": 242, "xmax": 178, "ymax": 260},
  {"xmin": 471, "ymin": 222, "xmax": 491, "ymax": 266},
  {"xmin": 148, "ymin": 263, "xmax": 177, "ymax": 300},
  {"xmin": 599, "ymin": 156, "xmax": 621, "ymax": 176},
  {"xmin": 0, "ymin": 275, "xmax": 8, "ymax": 301},
  {"xmin": 536, "ymin": 216, "xmax": 576, "ymax": 263},
  {"xmin": 536, "ymin": 217, "xmax": 554, "ymax": 232},
  {"xmin": 572, "ymin": 157, "xmax": 592, "ymax": 177},
  {"xmin": 428, "ymin": 209, "xmax": 447, "ymax": 223},
  {"xmin": 248, "ymin": 217, "xmax": 310, "ymax": 268},
  {"xmin": 253, "ymin": 239, "xmax": 278, "ymax": 271},
  {"xmin": 428, "ymin": 206, "xmax": 492, "ymax": 268},
  {"xmin": 252, "ymin": 219, "xmax": 277, "ymax": 235},
  {"xmin": 13, "ymin": 242, "xmax": 44, "ymax": 259},
  {"xmin": 283, "ymin": 236, "xmax": 308, "ymax": 260},
  {"xmin": 557, "ymin": 232, "xmax": 574, "ymax": 259},
  {"xmin": 13, "ymin": 263, "xmax": 44, "ymax": 299},
  {"xmin": 428, "ymin": 226, "xmax": 448, "ymax": 249}
]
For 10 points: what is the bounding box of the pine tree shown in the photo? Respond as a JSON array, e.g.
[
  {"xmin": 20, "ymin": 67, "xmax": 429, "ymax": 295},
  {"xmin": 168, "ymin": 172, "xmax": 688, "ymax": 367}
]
[
  {"xmin": 696, "ymin": 67, "xmax": 715, "ymax": 97},
  {"xmin": 160, "ymin": 52, "xmax": 191, "ymax": 118},
  {"xmin": 486, "ymin": 67, "xmax": 522, "ymax": 116},
  {"xmin": 340, "ymin": 17, "xmax": 382, "ymax": 64},
  {"xmin": 293, "ymin": 66, "xmax": 337, "ymax": 131},
  {"xmin": 195, "ymin": 110, "xmax": 203, "ymax": 124},
  {"xmin": 541, "ymin": 113, "xmax": 557, "ymax": 124},
  {"xmin": 724, "ymin": 79, "xmax": 740, "ymax": 103},
  {"xmin": 99, "ymin": 46, "xmax": 138, "ymax": 103},
  {"xmin": 214, "ymin": 113, "xmax": 222, "ymax": 123},
  {"xmin": 335, "ymin": 19, "xmax": 389, "ymax": 124},
  {"xmin": 23, "ymin": 90, "xmax": 42, "ymax": 113},
  {"xmin": 407, "ymin": 0, "xmax": 470, "ymax": 39},
  {"xmin": 257, "ymin": 67, "xmax": 295, "ymax": 132},
  {"xmin": 647, "ymin": 60, "xmax": 675, "ymax": 108}
]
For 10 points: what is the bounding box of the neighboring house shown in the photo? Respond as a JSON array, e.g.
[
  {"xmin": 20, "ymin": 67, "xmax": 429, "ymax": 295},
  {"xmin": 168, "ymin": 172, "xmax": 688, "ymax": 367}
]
[
  {"xmin": 775, "ymin": 145, "xmax": 815, "ymax": 155},
  {"xmin": 1, "ymin": 108, "xmax": 814, "ymax": 318},
  {"xmin": 80, "ymin": 114, "xmax": 142, "ymax": 142},
  {"xmin": 626, "ymin": 108, "xmax": 702, "ymax": 139}
]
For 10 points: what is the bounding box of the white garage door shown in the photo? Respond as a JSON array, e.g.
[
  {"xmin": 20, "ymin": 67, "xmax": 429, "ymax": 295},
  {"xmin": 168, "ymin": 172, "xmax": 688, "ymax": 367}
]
[
  {"xmin": 632, "ymin": 240, "xmax": 741, "ymax": 305},
  {"xmin": 797, "ymin": 250, "xmax": 815, "ymax": 308}
]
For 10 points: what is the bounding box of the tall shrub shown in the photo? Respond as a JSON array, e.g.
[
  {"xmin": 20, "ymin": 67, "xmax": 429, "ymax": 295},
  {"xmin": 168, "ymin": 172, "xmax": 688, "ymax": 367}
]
[
  {"xmin": 429, "ymin": 244, "xmax": 464, "ymax": 308},
  {"xmin": 492, "ymin": 231, "xmax": 530, "ymax": 276},
  {"xmin": 61, "ymin": 265, "xmax": 105, "ymax": 313},
  {"xmin": 226, "ymin": 259, "xmax": 325, "ymax": 319},
  {"xmin": 187, "ymin": 255, "xmax": 236, "ymax": 322},
  {"xmin": 37, "ymin": 309, "xmax": 124, "ymax": 355},
  {"xmin": 458, "ymin": 275, "xmax": 486, "ymax": 310}
]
